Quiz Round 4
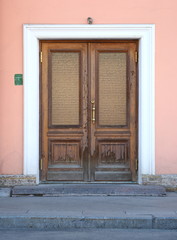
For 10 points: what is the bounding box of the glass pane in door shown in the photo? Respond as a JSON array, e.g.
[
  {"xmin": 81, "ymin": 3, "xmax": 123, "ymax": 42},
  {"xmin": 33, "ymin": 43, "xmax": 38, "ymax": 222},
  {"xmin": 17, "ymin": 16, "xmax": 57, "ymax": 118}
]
[
  {"xmin": 51, "ymin": 52, "xmax": 80, "ymax": 126},
  {"xmin": 98, "ymin": 52, "xmax": 127, "ymax": 126}
]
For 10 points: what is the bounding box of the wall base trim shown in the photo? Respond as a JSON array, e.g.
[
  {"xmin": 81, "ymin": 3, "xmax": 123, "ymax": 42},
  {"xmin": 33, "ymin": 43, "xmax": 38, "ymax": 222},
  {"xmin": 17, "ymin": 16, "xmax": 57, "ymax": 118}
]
[
  {"xmin": 1, "ymin": 174, "xmax": 176, "ymax": 191},
  {"xmin": 142, "ymin": 174, "xmax": 177, "ymax": 191},
  {"xmin": 0, "ymin": 175, "xmax": 36, "ymax": 187}
]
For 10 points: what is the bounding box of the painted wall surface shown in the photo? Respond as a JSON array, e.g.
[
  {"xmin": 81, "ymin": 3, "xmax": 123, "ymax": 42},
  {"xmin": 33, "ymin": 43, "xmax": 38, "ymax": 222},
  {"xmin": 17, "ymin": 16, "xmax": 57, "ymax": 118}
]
[{"xmin": 0, "ymin": 0, "xmax": 177, "ymax": 175}]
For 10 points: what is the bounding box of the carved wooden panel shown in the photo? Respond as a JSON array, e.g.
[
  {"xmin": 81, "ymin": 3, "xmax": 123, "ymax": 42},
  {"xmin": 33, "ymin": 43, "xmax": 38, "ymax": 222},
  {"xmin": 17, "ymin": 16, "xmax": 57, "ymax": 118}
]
[
  {"xmin": 49, "ymin": 140, "xmax": 81, "ymax": 166},
  {"xmin": 96, "ymin": 139, "xmax": 130, "ymax": 167},
  {"xmin": 99, "ymin": 141, "xmax": 129, "ymax": 164},
  {"xmin": 94, "ymin": 139, "xmax": 131, "ymax": 181}
]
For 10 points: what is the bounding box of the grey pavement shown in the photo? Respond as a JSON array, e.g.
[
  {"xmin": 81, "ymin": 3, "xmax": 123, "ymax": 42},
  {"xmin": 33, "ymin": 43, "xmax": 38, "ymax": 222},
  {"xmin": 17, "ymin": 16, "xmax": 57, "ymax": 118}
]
[
  {"xmin": 0, "ymin": 193, "xmax": 177, "ymax": 229},
  {"xmin": 1, "ymin": 193, "xmax": 177, "ymax": 218},
  {"xmin": 0, "ymin": 188, "xmax": 11, "ymax": 197},
  {"xmin": 1, "ymin": 229, "xmax": 177, "ymax": 240}
]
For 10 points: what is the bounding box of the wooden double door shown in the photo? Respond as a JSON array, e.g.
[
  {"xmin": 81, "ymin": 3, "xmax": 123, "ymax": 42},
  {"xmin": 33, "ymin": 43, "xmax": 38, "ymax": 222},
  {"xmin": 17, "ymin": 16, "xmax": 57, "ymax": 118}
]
[{"xmin": 40, "ymin": 41, "xmax": 138, "ymax": 182}]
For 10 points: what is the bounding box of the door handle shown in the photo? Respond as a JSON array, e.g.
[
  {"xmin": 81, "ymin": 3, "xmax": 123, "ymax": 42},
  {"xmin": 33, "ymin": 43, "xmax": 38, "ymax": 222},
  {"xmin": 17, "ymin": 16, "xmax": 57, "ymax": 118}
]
[{"xmin": 91, "ymin": 100, "xmax": 95, "ymax": 124}]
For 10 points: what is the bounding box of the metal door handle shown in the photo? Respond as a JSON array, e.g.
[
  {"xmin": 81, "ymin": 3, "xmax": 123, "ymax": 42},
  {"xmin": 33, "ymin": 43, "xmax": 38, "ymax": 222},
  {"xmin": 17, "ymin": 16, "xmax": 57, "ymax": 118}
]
[{"xmin": 91, "ymin": 100, "xmax": 95, "ymax": 124}]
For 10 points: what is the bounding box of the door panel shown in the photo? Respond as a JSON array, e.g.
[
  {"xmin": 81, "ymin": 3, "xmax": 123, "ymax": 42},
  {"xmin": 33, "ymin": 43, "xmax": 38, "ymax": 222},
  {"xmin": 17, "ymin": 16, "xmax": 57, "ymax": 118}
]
[
  {"xmin": 90, "ymin": 43, "xmax": 137, "ymax": 181},
  {"xmin": 41, "ymin": 43, "xmax": 88, "ymax": 181},
  {"xmin": 40, "ymin": 41, "xmax": 138, "ymax": 182}
]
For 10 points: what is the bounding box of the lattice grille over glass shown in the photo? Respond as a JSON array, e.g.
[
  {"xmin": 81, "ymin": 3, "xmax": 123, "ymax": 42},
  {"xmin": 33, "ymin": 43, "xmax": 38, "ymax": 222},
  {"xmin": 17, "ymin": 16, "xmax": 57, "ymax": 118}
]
[
  {"xmin": 51, "ymin": 52, "xmax": 80, "ymax": 125},
  {"xmin": 99, "ymin": 52, "xmax": 127, "ymax": 126}
]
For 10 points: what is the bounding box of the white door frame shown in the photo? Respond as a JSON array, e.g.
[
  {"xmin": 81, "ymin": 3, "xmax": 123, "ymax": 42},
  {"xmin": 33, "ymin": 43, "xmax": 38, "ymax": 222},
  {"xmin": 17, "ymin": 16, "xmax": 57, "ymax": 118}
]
[{"xmin": 23, "ymin": 24, "xmax": 155, "ymax": 184}]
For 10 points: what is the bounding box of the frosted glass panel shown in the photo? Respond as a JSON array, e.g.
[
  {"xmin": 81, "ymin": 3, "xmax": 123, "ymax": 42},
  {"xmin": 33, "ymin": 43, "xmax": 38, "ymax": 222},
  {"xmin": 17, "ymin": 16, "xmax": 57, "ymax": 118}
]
[
  {"xmin": 51, "ymin": 52, "xmax": 79, "ymax": 125},
  {"xmin": 99, "ymin": 52, "xmax": 127, "ymax": 126}
]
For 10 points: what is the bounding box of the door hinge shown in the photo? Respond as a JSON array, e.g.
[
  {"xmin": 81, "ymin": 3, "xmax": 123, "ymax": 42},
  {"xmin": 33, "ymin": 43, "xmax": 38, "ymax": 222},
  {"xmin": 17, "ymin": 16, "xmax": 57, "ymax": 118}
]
[
  {"xmin": 135, "ymin": 51, "xmax": 138, "ymax": 63},
  {"xmin": 40, "ymin": 51, "xmax": 42, "ymax": 63},
  {"xmin": 135, "ymin": 159, "xmax": 138, "ymax": 171},
  {"xmin": 40, "ymin": 158, "xmax": 43, "ymax": 170}
]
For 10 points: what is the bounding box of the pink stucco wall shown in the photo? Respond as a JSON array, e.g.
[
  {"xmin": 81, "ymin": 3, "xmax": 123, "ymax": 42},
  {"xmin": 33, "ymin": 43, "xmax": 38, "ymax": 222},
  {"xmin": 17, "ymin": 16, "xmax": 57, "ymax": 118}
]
[{"xmin": 0, "ymin": 0, "xmax": 177, "ymax": 174}]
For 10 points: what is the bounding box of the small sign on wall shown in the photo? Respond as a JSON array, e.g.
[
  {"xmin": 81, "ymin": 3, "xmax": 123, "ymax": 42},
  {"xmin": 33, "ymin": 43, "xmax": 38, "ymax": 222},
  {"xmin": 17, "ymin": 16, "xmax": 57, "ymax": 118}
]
[{"xmin": 14, "ymin": 74, "xmax": 23, "ymax": 85}]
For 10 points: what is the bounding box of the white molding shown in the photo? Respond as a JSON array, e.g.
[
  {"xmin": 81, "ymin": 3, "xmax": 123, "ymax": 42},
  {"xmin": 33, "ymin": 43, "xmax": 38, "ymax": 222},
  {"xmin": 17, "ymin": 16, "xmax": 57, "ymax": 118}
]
[{"xmin": 23, "ymin": 24, "xmax": 155, "ymax": 183}]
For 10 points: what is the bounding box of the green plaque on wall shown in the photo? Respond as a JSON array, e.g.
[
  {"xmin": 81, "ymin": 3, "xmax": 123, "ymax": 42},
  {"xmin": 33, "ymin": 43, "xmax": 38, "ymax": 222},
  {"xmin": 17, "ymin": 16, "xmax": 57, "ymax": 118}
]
[{"xmin": 14, "ymin": 74, "xmax": 23, "ymax": 85}]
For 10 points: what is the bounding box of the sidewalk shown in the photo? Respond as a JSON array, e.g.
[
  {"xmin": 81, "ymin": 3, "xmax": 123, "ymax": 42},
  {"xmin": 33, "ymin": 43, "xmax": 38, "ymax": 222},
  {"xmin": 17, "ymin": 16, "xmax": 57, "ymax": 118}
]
[{"xmin": 0, "ymin": 191, "xmax": 177, "ymax": 230}]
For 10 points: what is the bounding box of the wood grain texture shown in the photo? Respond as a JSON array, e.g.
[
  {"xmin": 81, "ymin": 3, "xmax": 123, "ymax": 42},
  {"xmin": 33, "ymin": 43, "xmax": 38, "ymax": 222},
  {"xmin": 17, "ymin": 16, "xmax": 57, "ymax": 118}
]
[
  {"xmin": 40, "ymin": 40, "xmax": 138, "ymax": 182},
  {"xmin": 41, "ymin": 42, "xmax": 88, "ymax": 181},
  {"xmin": 90, "ymin": 42, "xmax": 138, "ymax": 181}
]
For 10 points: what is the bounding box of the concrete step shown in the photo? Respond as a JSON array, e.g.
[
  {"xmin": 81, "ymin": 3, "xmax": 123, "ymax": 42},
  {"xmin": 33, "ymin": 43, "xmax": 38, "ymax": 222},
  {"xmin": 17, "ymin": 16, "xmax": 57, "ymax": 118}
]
[
  {"xmin": 12, "ymin": 184, "xmax": 166, "ymax": 197},
  {"xmin": 1, "ymin": 215, "xmax": 177, "ymax": 230}
]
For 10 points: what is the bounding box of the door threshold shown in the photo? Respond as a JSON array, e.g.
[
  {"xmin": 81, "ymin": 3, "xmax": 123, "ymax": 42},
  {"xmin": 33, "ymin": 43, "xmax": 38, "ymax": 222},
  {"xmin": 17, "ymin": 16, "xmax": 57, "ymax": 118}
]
[{"xmin": 40, "ymin": 181, "xmax": 138, "ymax": 184}]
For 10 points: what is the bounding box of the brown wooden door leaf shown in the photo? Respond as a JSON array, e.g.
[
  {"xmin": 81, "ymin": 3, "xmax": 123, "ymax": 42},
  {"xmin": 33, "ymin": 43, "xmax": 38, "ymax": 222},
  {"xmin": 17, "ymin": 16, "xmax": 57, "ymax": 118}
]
[{"xmin": 40, "ymin": 41, "xmax": 138, "ymax": 182}]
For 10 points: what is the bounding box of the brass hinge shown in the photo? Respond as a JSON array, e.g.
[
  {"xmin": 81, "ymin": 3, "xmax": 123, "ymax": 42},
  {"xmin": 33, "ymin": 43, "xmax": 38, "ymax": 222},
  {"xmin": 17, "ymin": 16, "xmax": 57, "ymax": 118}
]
[
  {"xmin": 40, "ymin": 51, "xmax": 42, "ymax": 63},
  {"xmin": 135, "ymin": 159, "xmax": 138, "ymax": 171},
  {"xmin": 135, "ymin": 51, "xmax": 138, "ymax": 63},
  {"xmin": 40, "ymin": 158, "xmax": 43, "ymax": 170}
]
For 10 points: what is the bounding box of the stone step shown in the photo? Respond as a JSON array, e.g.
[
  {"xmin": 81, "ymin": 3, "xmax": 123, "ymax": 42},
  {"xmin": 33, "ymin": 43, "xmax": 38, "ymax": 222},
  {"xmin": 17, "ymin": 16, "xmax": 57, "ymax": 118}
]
[
  {"xmin": 1, "ymin": 215, "xmax": 177, "ymax": 230},
  {"xmin": 12, "ymin": 184, "xmax": 166, "ymax": 197}
]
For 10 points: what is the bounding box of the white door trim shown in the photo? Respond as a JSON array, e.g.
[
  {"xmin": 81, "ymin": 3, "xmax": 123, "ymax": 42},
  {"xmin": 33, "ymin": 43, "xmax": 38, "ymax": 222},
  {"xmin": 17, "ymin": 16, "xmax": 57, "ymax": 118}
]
[{"xmin": 23, "ymin": 24, "xmax": 155, "ymax": 183}]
